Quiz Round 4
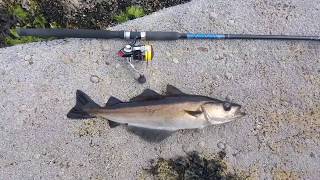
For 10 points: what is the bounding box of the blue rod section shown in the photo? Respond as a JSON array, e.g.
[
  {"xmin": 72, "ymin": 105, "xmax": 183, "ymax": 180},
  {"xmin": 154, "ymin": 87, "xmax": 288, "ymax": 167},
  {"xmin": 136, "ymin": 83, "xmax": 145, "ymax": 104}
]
[{"xmin": 187, "ymin": 33, "xmax": 225, "ymax": 39}]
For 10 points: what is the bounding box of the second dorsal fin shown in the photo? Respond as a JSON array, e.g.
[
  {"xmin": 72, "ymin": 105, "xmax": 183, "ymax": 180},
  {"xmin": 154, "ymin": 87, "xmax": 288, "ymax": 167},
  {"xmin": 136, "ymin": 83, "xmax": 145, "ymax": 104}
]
[
  {"xmin": 106, "ymin": 96, "xmax": 123, "ymax": 107},
  {"xmin": 130, "ymin": 89, "xmax": 163, "ymax": 102},
  {"xmin": 166, "ymin": 84, "xmax": 186, "ymax": 96}
]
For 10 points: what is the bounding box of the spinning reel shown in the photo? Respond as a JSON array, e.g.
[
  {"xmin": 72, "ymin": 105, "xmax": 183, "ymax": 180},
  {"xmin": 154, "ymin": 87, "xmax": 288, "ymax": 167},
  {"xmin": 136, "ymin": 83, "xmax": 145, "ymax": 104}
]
[{"xmin": 117, "ymin": 38, "xmax": 153, "ymax": 84}]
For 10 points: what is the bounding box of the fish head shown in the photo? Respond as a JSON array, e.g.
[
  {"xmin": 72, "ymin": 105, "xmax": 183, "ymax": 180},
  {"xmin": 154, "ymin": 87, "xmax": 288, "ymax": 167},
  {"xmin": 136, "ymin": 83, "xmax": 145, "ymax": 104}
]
[{"xmin": 201, "ymin": 101, "xmax": 246, "ymax": 124}]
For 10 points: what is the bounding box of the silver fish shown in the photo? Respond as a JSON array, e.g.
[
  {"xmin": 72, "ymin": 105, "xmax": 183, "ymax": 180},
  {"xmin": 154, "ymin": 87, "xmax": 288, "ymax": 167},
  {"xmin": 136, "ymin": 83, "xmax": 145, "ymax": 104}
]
[{"xmin": 67, "ymin": 85, "xmax": 245, "ymax": 141}]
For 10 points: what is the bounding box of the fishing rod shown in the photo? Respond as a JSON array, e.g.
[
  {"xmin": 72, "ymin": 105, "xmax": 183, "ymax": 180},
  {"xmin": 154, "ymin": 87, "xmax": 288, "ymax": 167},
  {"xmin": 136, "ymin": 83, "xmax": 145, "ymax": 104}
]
[
  {"xmin": 17, "ymin": 28, "xmax": 320, "ymax": 83},
  {"xmin": 17, "ymin": 28, "xmax": 320, "ymax": 41}
]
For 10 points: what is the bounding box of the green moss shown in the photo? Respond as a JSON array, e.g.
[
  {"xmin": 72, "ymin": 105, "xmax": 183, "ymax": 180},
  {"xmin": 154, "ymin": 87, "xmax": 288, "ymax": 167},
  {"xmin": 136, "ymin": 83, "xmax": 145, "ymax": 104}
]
[
  {"xmin": 127, "ymin": 6, "xmax": 145, "ymax": 19},
  {"xmin": 5, "ymin": 35, "xmax": 43, "ymax": 45},
  {"xmin": 33, "ymin": 15, "xmax": 47, "ymax": 28},
  {"xmin": 3, "ymin": 2, "xmax": 61, "ymax": 46},
  {"xmin": 5, "ymin": 28, "xmax": 43, "ymax": 45},
  {"xmin": 114, "ymin": 5, "xmax": 145, "ymax": 23},
  {"xmin": 10, "ymin": 5, "xmax": 28, "ymax": 21},
  {"xmin": 114, "ymin": 11, "xmax": 129, "ymax": 23}
]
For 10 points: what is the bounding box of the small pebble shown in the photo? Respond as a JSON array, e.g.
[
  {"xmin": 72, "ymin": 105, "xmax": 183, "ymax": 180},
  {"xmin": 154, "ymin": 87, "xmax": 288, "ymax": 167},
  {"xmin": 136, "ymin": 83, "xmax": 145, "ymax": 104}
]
[
  {"xmin": 225, "ymin": 72, "xmax": 233, "ymax": 80},
  {"xmin": 212, "ymin": 82, "xmax": 219, "ymax": 87},
  {"xmin": 272, "ymin": 90, "xmax": 277, "ymax": 95},
  {"xmin": 63, "ymin": 58, "xmax": 73, "ymax": 64},
  {"xmin": 199, "ymin": 141, "xmax": 206, "ymax": 147},
  {"xmin": 104, "ymin": 77, "xmax": 112, "ymax": 85},
  {"xmin": 34, "ymin": 154, "xmax": 41, "ymax": 159},
  {"xmin": 90, "ymin": 75, "xmax": 100, "ymax": 83},
  {"xmin": 209, "ymin": 11, "xmax": 218, "ymax": 20},
  {"xmin": 24, "ymin": 55, "xmax": 33, "ymax": 65},
  {"xmin": 24, "ymin": 55, "xmax": 32, "ymax": 61},
  {"xmin": 197, "ymin": 47, "xmax": 209, "ymax": 52},
  {"xmin": 214, "ymin": 54, "xmax": 223, "ymax": 60},
  {"xmin": 173, "ymin": 58, "xmax": 179, "ymax": 64},
  {"xmin": 115, "ymin": 63, "xmax": 120, "ymax": 69},
  {"xmin": 256, "ymin": 124, "xmax": 262, "ymax": 130},
  {"xmin": 310, "ymin": 152, "xmax": 315, "ymax": 158},
  {"xmin": 228, "ymin": 19, "xmax": 235, "ymax": 24},
  {"xmin": 217, "ymin": 141, "xmax": 226, "ymax": 150}
]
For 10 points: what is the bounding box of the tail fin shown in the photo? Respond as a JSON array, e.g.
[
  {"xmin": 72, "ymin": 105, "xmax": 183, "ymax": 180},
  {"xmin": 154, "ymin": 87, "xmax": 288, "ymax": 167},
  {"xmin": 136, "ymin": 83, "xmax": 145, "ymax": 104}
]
[{"xmin": 67, "ymin": 90, "xmax": 100, "ymax": 119}]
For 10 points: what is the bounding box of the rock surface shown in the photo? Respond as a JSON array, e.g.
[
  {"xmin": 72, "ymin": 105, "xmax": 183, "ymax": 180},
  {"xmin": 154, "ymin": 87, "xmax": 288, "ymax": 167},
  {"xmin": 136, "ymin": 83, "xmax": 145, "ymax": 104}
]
[{"xmin": 0, "ymin": 0, "xmax": 320, "ymax": 179}]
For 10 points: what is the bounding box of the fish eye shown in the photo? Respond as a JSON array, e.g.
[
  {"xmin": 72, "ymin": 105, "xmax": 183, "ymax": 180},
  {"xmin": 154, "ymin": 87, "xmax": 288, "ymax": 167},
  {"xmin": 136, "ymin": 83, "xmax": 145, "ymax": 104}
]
[{"xmin": 223, "ymin": 102, "xmax": 231, "ymax": 111}]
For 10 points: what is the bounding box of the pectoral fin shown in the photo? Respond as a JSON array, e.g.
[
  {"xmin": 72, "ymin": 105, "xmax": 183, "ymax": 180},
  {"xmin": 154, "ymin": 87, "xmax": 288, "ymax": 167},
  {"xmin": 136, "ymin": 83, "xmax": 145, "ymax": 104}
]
[
  {"xmin": 127, "ymin": 126, "xmax": 174, "ymax": 142},
  {"xmin": 184, "ymin": 110, "xmax": 203, "ymax": 117}
]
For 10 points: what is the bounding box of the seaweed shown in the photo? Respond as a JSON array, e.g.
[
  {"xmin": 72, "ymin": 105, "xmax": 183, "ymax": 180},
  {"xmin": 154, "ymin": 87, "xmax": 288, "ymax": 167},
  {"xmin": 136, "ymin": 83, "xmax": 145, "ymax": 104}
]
[{"xmin": 147, "ymin": 151, "xmax": 244, "ymax": 180}]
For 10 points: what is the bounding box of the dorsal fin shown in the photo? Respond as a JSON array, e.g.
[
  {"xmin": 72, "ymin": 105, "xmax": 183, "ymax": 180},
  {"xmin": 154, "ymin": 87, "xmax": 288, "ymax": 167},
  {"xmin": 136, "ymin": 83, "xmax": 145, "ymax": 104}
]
[
  {"xmin": 130, "ymin": 89, "xmax": 162, "ymax": 101},
  {"xmin": 166, "ymin": 85, "xmax": 186, "ymax": 96},
  {"xmin": 106, "ymin": 96, "xmax": 122, "ymax": 107}
]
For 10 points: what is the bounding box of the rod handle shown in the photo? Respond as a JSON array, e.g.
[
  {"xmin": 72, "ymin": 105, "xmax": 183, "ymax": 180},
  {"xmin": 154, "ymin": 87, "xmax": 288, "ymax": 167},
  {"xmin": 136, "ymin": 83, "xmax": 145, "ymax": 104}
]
[{"xmin": 17, "ymin": 28, "xmax": 124, "ymax": 39}]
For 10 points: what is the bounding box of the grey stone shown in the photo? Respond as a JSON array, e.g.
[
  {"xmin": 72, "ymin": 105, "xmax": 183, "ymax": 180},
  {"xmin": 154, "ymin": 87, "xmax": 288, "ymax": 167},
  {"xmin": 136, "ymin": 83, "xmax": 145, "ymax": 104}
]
[{"xmin": 90, "ymin": 75, "xmax": 100, "ymax": 83}]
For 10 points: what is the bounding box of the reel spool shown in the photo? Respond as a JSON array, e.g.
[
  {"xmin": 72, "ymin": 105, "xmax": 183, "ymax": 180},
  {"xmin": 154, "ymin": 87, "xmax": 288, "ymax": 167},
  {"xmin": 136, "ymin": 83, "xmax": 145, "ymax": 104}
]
[{"xmin": 117, "ymin": 39, "xmax": 153, "ymax": 84}]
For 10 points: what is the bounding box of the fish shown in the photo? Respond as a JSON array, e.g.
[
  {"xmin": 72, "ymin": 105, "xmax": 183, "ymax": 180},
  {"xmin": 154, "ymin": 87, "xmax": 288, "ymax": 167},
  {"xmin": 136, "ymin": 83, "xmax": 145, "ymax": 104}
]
[{"xmin": 67, "ymin": 85, "xmax": 246, "ymax": 142}]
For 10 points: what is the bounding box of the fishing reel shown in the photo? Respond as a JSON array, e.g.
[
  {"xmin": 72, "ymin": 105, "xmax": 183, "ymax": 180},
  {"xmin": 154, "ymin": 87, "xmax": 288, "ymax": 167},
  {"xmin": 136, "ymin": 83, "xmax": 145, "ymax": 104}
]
[{"xmin": 117, "ymin": 38, "xmax": 153, "ymax": 84}]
